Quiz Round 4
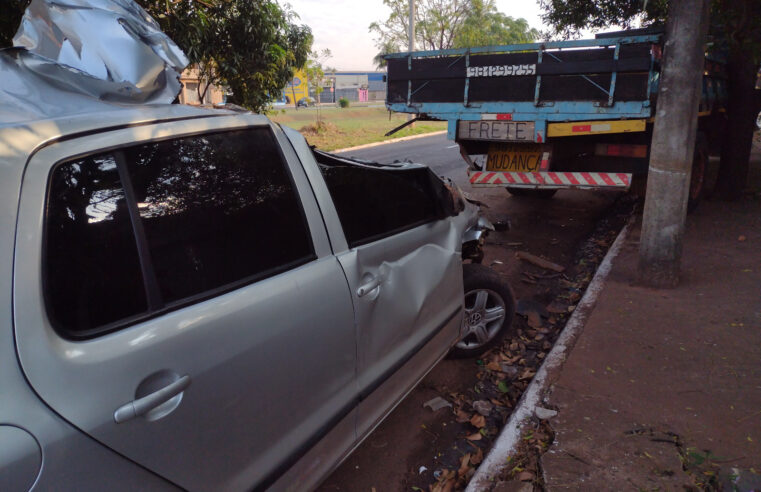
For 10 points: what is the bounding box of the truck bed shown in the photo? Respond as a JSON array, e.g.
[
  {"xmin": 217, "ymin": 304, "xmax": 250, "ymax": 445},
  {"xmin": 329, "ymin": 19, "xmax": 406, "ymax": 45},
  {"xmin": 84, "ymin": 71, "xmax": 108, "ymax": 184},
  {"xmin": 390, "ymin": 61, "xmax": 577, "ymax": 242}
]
[{"xmin": 384, "ymin": 34, "xmax": 661, "ymax": 124}]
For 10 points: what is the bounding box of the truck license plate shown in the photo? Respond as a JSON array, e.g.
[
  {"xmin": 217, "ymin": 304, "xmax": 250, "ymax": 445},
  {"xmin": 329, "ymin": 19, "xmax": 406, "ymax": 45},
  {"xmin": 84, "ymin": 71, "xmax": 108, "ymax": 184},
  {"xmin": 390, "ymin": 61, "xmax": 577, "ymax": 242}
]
[
  {"xmin": 486, "ymin": 143, "xmax": 544, "ymax": 172},
  {"xmin": 457, "ymin": 120, "xmax": 535, "ymax": 142}
]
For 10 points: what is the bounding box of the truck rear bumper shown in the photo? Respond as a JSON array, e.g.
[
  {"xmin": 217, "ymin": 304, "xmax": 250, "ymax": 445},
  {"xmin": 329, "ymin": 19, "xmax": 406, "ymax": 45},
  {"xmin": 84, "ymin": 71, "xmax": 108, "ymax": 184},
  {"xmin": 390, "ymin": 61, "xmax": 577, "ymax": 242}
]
[{"xmin": 469, "ymin": 171, "xmax": 632, "ymax": 190}]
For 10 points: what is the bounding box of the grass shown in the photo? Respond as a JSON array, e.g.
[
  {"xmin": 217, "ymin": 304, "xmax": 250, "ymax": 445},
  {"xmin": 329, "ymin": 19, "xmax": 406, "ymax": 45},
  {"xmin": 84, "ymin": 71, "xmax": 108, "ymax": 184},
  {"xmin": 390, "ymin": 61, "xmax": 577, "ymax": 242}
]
[{"xmin": 268, "ymin": 105, "xmax": 446, "ymax": 151}]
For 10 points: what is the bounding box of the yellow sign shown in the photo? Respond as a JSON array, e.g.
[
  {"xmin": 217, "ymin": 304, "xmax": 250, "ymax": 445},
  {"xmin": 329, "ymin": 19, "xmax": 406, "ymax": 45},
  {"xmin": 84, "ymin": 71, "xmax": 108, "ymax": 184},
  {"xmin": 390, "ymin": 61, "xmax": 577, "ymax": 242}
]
[
  {"xmin": 486, "ymin": 143, "xmax": 544, "ymax": 172},
  {"xmin": 285, "ymin": 69, "xmax": 309, "ymax": 104},
  {"xmin": 546, "ymin": 119, "xmax": 646, "ymax": 137}
]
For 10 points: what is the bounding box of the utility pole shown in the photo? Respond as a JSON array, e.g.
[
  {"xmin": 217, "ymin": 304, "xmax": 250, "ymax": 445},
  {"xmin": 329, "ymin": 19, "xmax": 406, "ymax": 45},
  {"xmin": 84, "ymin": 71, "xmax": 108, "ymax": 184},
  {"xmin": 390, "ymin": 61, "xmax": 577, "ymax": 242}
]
[
  {"xmin": 637, "ymin": 0, "xmax": 710, "ymax": 288},
  {"xmin": 407, "ymin": 0, "xmax": 415, "ymax": 124}
]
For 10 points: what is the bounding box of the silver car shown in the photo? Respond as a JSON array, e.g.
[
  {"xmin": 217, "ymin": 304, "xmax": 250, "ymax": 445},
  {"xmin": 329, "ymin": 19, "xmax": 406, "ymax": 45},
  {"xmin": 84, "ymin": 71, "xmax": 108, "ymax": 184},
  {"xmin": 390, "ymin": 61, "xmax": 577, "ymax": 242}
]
[{"xmin": 0, "ymin": 105, "xmax": 513, "ymax": 491}]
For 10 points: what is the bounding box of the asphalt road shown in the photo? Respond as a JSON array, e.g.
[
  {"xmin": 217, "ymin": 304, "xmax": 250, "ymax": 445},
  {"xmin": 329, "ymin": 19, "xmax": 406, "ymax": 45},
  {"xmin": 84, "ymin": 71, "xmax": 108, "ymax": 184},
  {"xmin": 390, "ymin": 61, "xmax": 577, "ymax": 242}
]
[
  {"xmin": 338, "ymin": 133, "xmax": 469, "ymax": 186},
  {"xmin": 321, "ymin": 134, "xmax": 623, "ymax": 491}
]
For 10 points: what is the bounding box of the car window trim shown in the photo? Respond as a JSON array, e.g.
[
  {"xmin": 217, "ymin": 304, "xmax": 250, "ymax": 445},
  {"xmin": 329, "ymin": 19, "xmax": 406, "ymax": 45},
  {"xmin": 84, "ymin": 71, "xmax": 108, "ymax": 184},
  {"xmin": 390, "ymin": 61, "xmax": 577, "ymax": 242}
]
[
  {"xmin": 42, "ymin": 126, "xmax": 318, "ymax": 340},
  {"xmin": 347, "ymin": 216, "xmax": 437, "ymax": 249},
  {"xmin": 113, "ymin": 150, "xmax": 163, "ymax": 310}
]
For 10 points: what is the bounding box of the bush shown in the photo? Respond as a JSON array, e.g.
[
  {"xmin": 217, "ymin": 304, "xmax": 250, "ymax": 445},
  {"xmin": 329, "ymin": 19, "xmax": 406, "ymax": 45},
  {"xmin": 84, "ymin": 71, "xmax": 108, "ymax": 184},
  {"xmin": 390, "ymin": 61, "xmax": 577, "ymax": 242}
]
[{"xmin": 338, "ymin": 97, "xmax": 350, "ymax": 108}]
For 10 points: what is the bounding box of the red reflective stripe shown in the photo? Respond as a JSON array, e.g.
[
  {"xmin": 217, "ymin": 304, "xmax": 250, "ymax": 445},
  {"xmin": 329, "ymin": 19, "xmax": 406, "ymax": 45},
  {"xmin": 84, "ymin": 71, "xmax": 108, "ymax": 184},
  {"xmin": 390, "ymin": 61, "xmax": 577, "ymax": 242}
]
[
  {"xmin": 617, "ymin": 173, "xmax": 630, "ymax": 185},
  {"xmin": 469, "ymin": 172, "xmax": 482, "ymax": 183},
  {"xmin": 516, "ymin": 173, "xmax": 530, "ymax": 184},
  {"xmin": 484, "ymin": 172, "xmax": 496, "ymax": 182},
  {"xmin": 493, "ymin": 176, "xmax": 503, "ymax": 184},
  {"xmin": 572, "ymin": 124, "xmax": 591, "ymax": 133},
  {"xmin": 599, "ymin": 173, "xmax": 616, "ymax": 186},
  {"xmin": 532, "ymin": 172, "xmax": 546, "ymax": 184},
  {"xmin": 548, "ymin": 172, "xmax": 563, "ymax": 185},
  {"xmin": 581, "ymin": 172, "xmax": 597, "ymax": 185},
  {"xmin": 496, "ymin": 114, "xmax": 512, "ymax": 120},
  {"xmin": 504, "ymin": 173, "xmax": 517, "ymax": 183},
  {"xmin": 566, "ymin": 173, "xmax": 580, "ymax": 185}
]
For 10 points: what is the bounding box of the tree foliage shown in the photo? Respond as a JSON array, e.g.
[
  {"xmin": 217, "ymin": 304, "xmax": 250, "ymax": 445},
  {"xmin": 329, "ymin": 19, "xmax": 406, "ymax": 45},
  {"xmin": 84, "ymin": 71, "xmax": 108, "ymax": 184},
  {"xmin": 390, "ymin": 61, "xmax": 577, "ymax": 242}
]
[
  {"xmin": 453, "ymin": 0, "xmax": 541, "ymax": 48},
  {"xmin": 141, "ymin": 0, "xmax": 312, "ymax": 112},
  {"xmin": 0, "ymin": 0, "xmax": 313, "ymax": 112},
  {"xmin": 369, "ymin": 0, "xmax": 539, "ymax": 53}
]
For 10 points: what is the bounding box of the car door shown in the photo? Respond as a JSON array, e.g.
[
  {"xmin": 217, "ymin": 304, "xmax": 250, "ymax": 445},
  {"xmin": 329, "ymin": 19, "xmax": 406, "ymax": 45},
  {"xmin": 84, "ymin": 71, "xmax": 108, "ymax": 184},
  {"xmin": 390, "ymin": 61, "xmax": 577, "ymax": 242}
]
[
  {"xmin": 13, "ymin": 115, "xmax": 357, "ymax": 491},
  {"xmin": 282, "ymin": 127, "xmax": 465, "ymax": 438}
]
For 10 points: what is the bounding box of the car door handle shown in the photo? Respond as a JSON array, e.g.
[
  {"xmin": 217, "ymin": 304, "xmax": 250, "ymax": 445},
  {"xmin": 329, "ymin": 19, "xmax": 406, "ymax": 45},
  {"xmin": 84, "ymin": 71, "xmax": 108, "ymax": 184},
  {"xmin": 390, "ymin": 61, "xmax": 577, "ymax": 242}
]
[
  {"xmin": 357, "ymin": 275, "xmax": 383, "ymax": 297},
  {"xmin": 114, "ymin": 375, "xmax": 191, "ymax": 424}
]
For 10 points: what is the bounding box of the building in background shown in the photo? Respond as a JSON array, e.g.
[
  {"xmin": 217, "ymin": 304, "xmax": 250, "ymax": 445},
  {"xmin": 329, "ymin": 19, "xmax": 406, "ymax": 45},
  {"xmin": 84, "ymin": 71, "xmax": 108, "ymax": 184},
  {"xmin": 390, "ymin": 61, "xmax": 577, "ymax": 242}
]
[
  {"xmin": 178, "ymin": 66, "xmax": 226, "ymax": 106},
  {"xmin": 309, "ymin": 71, "xmax": 387, "ymax": 103}
]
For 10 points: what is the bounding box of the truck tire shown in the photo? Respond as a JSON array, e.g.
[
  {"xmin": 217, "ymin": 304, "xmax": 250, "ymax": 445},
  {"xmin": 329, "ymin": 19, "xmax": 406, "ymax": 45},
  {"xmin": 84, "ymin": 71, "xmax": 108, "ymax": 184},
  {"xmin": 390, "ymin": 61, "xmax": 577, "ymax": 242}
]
[
  {"xmin": 506, "ymin": 187, "xmax": 557, "ymax": 199},
  {"xmin": 450, "ymin": 264, "xmax": 516, "ymax": 359}
]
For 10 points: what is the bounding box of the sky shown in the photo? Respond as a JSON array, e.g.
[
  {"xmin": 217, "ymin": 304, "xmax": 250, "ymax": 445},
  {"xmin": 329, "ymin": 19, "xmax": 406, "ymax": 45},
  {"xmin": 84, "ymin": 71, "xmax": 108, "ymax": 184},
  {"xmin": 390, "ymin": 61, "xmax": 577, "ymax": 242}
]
[{"xmin": 283, "ymin": 0, "xmax": 551, "ymax": 71}]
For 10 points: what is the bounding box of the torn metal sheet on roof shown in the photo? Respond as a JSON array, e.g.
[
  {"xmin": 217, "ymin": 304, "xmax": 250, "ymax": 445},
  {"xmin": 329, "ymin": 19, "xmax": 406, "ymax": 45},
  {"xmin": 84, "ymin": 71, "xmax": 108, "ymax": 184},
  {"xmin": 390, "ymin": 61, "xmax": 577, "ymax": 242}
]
[{"xmin": 0, "ymin": 0, "xmax": 188, "ymax": 125}]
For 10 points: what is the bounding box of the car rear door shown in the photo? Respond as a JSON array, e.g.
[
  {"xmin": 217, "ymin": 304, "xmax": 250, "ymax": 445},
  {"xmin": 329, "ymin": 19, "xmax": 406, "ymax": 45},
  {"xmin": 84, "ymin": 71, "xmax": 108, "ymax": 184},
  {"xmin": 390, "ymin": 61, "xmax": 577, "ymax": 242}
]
[
  {"xmin": 13, "ymin": 115, "xmax": 357, "ymax": 491},
  {"xmin": 281, "ymin": 128, "xmax": 464, "ymax": 438}
]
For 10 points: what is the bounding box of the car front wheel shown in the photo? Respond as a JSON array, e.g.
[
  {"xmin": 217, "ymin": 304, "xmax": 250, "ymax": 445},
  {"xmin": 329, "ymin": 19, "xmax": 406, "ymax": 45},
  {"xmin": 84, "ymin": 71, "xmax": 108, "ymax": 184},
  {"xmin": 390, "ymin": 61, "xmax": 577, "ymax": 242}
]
[{"xmin": 450, "ymin": 263, "xmax": 516, "ymax": 358}]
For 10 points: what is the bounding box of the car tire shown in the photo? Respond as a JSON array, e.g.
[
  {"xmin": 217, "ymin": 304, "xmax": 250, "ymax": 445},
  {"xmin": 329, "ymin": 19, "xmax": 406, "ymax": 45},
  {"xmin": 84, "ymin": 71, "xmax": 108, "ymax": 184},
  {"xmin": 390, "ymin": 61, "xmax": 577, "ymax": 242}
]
[
  {"xmin": 450, "ymin": 263, "xmax": 516, "ymax": 359},
  {"xmin": 506, "ymin": 187, "xmax": 557, "ymax": 199}
]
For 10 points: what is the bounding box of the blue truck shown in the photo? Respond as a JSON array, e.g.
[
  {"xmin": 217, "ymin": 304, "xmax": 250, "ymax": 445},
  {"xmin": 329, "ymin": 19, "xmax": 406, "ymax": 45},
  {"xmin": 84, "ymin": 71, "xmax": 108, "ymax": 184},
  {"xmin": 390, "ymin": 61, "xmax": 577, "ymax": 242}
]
[{"xmin": 384, "ymin": 28, "xmax": 727, "ymax": 209}]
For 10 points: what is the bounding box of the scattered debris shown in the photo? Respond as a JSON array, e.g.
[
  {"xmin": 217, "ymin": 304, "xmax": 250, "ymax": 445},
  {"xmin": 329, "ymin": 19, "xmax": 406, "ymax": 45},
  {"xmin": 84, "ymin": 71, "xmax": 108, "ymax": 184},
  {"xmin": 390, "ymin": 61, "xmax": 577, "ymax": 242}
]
[
  {"xmin": 424, "ymin": 397, "xmax": 453, "ymax": 411},
  {"xmin": 419, "ymin": 466, "xmax": 428, "ymax": 474},
  {"xmin": 515, "ymin": 251, "xmax": 566, "ymax": 272},
  {"xmin": 534, "ymin": 407, "xmax": 558, "ymax": 420},
  {"xmin": 473, "ymin": 400, "xmax": 494, "ymax": 416}
]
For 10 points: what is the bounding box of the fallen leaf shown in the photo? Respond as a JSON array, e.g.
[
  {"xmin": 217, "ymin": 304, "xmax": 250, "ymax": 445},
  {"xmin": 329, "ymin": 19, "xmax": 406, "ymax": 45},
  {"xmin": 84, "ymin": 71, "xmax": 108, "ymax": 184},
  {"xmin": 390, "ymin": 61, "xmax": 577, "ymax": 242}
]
[
  {"xmin": 455, "ymin": 409, "xmax": 471, "ymax": 423},
  {"xmin": 470, "ymin": 414, "xmax": 486, "ymax": 428},
  {"xmin": 527, "ymin": 311, "xmax": 543, "ymax": 328},
  {"xmin": 486, "ymin": 361, "xmax": 501, "ymax": 371},
  {"xmin": 545, "ymin": 301, "xmax": 569, "ymax": 313},
  {"xmin": 471, "ymin": 447, "xmax": 484, "ymax": 465},
  {"xmin": 457, "ymin": 454, "xmax": 471, "ymax": 477},
  {"xmin": 466, "ymin": 432, "xmax": 483, "ymax": 441},
  {"xmin": 517, "ymin": 470, "xmax": 534, "ymax": 481},
  {"xmin": 738, "ymin": 235, "xmax": 747, "ymax": 241},
  {"xmin": 498, "ymin": 381, "xmax": 510, "ymax": 393}
]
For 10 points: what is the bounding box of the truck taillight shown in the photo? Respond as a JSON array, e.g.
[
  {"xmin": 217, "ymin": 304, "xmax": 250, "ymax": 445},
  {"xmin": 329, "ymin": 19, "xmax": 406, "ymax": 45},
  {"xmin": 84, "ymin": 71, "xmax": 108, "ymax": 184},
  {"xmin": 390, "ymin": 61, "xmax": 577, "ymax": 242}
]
[{"xmin": 595, "ymin": 144, "xmax": 648, "ymax": 158}]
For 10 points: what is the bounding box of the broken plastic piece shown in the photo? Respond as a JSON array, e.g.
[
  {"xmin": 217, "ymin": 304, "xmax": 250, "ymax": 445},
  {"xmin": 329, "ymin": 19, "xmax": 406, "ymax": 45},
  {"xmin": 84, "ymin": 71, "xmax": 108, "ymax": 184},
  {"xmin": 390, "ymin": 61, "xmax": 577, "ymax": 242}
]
[{"xmin": 423, "ymin": 397, "xmax": 452, "ymax": 412}]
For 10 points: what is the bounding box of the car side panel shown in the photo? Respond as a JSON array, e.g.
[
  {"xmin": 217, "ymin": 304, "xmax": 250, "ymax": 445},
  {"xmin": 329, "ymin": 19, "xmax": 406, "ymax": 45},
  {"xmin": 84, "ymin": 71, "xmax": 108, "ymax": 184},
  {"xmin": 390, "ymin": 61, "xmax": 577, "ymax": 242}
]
[{"xmin": 12, "ymin": 116, "xmax": 358, "ymax": 491}]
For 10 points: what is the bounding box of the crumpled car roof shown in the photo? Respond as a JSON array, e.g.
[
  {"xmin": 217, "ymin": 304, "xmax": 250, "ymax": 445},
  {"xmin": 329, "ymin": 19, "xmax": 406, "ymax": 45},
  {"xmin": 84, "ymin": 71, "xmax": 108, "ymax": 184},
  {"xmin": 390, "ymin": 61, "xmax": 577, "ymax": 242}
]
[{"xmin": 0, "ymin": 0, "xmax": 188, "ymax": 126}]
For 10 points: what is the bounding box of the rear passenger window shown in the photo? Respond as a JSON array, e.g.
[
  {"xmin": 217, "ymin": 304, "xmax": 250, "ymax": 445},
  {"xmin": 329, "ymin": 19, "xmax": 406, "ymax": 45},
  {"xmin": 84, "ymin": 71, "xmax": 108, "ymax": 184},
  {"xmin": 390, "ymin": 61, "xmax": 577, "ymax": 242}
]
[
  {"xmin": 46, "ymin": 155, "xmax": 149, "ymax": 334},
  {"xmin": 315, "ymin": 152, "xmax": 451, "ymax": 247},
  {"xmin": 123, "ymin": 129, "xmax": 314, "ymax": 303},
  {"xmin": 45, "ymin": 127, "xmax": 314, "ymax": 338}
]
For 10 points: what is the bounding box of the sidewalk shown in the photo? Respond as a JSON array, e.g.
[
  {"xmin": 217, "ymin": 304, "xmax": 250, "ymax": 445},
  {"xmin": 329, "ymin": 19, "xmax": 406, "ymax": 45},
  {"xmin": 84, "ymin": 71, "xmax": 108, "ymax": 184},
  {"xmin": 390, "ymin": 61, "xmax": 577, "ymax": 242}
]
[{"xmin": 541, "ymin": 194, "xmax": 761, "ymax": 489}]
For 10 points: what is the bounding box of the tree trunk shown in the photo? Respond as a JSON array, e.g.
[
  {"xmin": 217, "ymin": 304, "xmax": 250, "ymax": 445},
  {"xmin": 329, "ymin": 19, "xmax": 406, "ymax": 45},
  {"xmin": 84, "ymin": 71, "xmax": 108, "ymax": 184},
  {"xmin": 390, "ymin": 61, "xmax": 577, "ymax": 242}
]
[
  {"xmin": 713, "ymin": 49, "xmax": 761, "ymax": 200},
  {"xmin": 638, "ymin": 0, "xmax": 710, "ymax": 288}
]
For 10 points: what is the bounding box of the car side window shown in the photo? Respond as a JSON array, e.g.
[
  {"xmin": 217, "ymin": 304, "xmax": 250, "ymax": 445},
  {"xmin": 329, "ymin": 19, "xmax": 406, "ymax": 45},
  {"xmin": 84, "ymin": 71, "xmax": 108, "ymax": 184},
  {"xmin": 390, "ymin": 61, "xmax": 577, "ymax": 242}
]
[
  {"xmin": 315, "ymin": 155, "xmax": 446, "ymax": 247},
  {"xmin": 46, "ymin": 155, "xmax": 150, "ymax": 333},
  {"xmin": 45, "ymin": 127, "xmax": 315, "ymax": 338}
]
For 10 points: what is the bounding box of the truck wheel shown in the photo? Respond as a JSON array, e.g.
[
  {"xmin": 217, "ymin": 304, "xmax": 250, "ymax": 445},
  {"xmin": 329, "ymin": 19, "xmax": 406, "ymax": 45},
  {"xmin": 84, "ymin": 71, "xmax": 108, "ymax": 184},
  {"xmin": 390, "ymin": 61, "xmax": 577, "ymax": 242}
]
[
  {"xmin": 506, "ymin": 187, "xmax": 557, "ymax": 199},
  {"xmin": 687, "ymin": 137, "xmax": 708, "ymax": 213},
  {"xmin": 450, "ymin": 264, "xmax": 516, "ymax": 359}
]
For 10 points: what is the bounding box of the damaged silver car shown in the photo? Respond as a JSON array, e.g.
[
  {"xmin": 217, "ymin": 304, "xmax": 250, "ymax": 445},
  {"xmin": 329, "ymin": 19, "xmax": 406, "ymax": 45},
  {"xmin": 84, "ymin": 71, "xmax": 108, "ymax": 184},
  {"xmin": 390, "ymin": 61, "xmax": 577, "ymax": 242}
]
[{"xmin": 0, "ymin": 0, "xmax": 514, "ymax": 490}]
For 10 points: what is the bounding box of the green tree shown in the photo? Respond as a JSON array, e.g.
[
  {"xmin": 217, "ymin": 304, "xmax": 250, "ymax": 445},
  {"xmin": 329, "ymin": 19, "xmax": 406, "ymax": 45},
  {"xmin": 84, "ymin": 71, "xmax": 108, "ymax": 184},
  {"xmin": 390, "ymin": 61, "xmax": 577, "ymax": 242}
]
[
  {"xmin": 369, "ymin": 0, "xmax": 471, "ymax": 52},
  {"xmin": 540, "ymin": 0, "xmax": 761, "ymax": 200},
  {"xmin": 369, "ymin": 0, "xmax": 539, "ymax": 56},
  {"xmin": 373, "ymin": 40, "xmax": 401, "ymax": 69},
  {"xmin": 453, "ymin": 0, "xmax": 540, "ymax": 48},
  {"xmin": 1, "ymin": 0, "xmax": 313, "ymax": 113},
  {"xmin": 142, "ymin": 0, "xmax": 312, "ymax": 112}
]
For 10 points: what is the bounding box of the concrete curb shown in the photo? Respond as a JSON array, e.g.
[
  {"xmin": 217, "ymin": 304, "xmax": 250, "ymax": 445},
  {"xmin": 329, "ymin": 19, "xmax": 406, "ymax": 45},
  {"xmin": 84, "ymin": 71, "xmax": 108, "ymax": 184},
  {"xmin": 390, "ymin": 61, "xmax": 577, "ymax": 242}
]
[
  {"xmin": 332, "ymin": 130, "xmax": 446, "ymax": 154},
  {"xmin": 465, "ymin": 217, "xmax": 635, "ymax": 491}
]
